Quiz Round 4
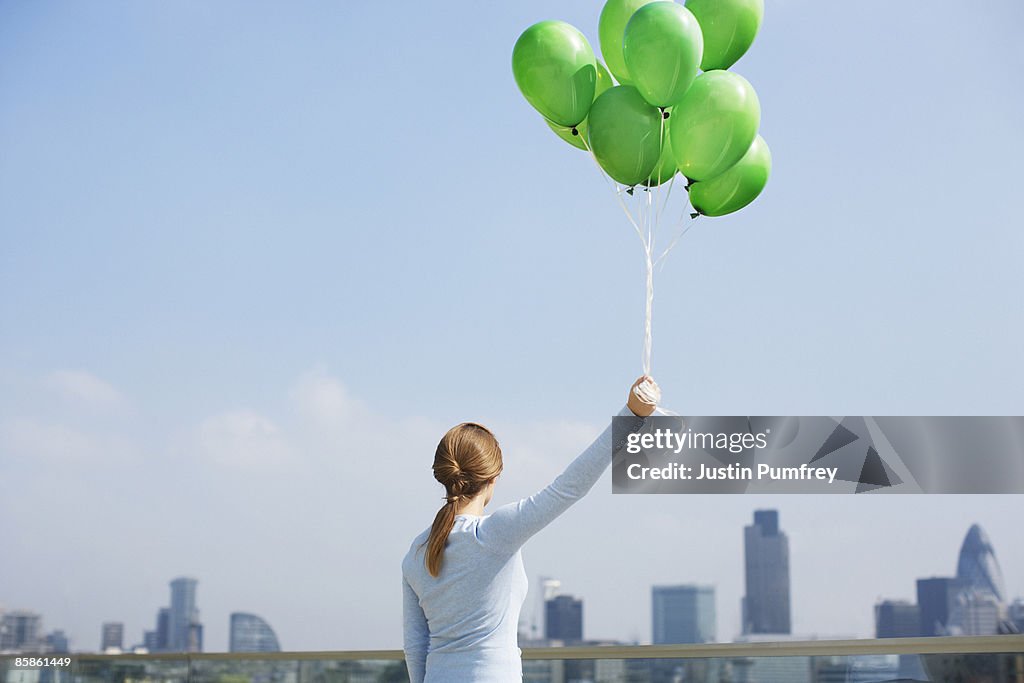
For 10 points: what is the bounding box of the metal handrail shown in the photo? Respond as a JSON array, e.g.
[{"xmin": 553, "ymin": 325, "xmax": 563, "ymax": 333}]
[{"xmin": 3, "ymin": 634, "xmax": 1022, "ymax": 662}]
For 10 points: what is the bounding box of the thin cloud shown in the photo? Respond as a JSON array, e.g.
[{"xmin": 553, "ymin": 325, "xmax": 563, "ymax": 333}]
[
  {"xmin": 288, "ymin": 367, "xmax": 371, "ymax": 430},
  {"xmin": 196, "ymin": 410, "xmax": 296, "ymax": 470},
  {"xmin": 44, "ymin": 370, "xmax": 128, "ymax": 412},
  {"xmin": 0, "ymin": 416, "xmax": 138, "ymax": 466}
]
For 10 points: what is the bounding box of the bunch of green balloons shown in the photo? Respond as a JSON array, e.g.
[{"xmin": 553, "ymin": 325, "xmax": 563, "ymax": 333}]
[{"xmin": 512, "ymin": 0, "xmax": 770, "ymax": 217}]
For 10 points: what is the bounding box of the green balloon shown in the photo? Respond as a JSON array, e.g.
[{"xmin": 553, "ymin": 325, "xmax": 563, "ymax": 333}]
[
  {"xmin": 685, "ymin": 0, "xmax": 764, "ymax": 71},
  {"xmin": 588, "ymin": 86, "xmax": 663, "ymax": 186},
  {"xmin": 644, "ymin": 122, "xmax": 677, "ymax": 187},
  {"xmin": 546, "ymin": 61, "xmax": 613, "ymax": 151},
  {"xmin": 623, "ymin": 2, "xmax": 703, "ymax": 108},
  {"xmin": 689, "ymin": 135, "xmax": 770, "ymax": 216},
  {"xmin": 598, "ymin": 0, "xmax": 660, "ymax": 86},
  {"xmin": 669, "ymin": 70, "xmax": 760, "ymax": 181},
  {"xmin": 512, "ymin": 21, "xmax": 597, "ymax": 127}
]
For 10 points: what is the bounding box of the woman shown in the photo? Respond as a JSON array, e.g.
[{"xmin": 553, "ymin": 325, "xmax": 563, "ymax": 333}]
[{"xmin": 401, "ymin": 376, "xmax": 660, "ymax": 682}]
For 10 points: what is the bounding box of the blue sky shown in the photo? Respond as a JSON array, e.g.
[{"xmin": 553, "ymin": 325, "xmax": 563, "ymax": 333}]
[{"xmin": 2, "ymin": 1, "xmax": 1022, "ymax": 652}]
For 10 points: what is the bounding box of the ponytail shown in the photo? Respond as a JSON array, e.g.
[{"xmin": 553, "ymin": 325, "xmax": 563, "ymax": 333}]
[{"xmin": 426, "ymin": 500, "xmax": 458, "ymax": 577}]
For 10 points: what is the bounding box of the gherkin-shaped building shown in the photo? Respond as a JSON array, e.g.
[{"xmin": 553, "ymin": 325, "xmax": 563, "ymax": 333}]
[{"xmin": 956, "ymin": 524, "xmax": 1006, "ymax": 603}]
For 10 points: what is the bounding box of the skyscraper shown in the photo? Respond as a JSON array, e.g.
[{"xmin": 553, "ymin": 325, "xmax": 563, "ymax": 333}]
[
  {"xmin": 652, "ymin": 585, "xmax": 716, "ymax": 644},
  {"xmin": 916, "ymin": 577, "xmax": 965, "ymax": 636},
  {"xmin": 544, "ymin": 595, "xmax": 583, "ymax": 642},
  {"xmin": 947, "ymin": 588, "xmax": 1001, "ymax": 636},
  {"xmin": 875, "ymin": 600, "xmax": 920, "ymax": 638},
  {"xmin": 169, "ymin": 577, "xmax": 202, "ymax": 652},
  {"xmin": 916, "ymin": 524, "xmax": 1006, "ymax": 637},
  {"xmin": 101, "ymin": 622, "xmax": 124, "ymax": 651},
  {"xmin": 45, "ymin": 631, "xmax": 69, "ymax": 654},
  {"xmin": 955, "ymin": 524, "xmax": 1005, "ymax": 603},
  {"xmin": 229, "ymin": 613, "xmax": 281, "ymax": 652},
  {"xmin": 1009, "ymin": 599, "xmax": 1024, "ymax": 632},
  {"xmin": 0, "ymin": 610, "xmax": 42, "ymax": 651},
  {"xmin": 155, "ymin": 607, "xmax": 170, "ymax": 651},
  {"xmin": 742, "ymin": 509, "xmax": 791, "ymax": 634}
]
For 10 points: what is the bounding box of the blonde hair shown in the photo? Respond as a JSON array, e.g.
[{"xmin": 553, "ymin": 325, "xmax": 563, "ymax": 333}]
[{"xmin": 424, "ymin": 422, "xmax": 503, "ymax": 577}]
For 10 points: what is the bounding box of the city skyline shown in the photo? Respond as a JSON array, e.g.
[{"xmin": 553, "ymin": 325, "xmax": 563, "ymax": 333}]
[{"xmin": 2, "ymin": 519, "xmax": 1017, "ymax": 653}]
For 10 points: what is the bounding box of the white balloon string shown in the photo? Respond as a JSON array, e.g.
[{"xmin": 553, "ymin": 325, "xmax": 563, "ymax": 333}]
[
  {"xmin": 643, "ymin": 197, "xmax": 654, "ymax": 376},
  {"xmin": 655, "ymin": 176, "xmax": 705, "ymax": 269},
  {"xmin": 655, "ymin": 216, "xmax": 699, "ymax": 269},
  {"xmin": 658, "ymin": 167, "xmax": 676, "ymax": 223},
  {"xmin": 578, "ymin": 125, "xmax": 681, "ymax": 377},
  {"xmin": 636, "ymin": 186, "xmax": 652, "ymax": 377},
  {"xmin": 579, "ymin": 134, "xmax": 646, "ymax": 244},
  {"xmin": 647, "ymin": 178, "xmax": 654, "ymax": 252}
]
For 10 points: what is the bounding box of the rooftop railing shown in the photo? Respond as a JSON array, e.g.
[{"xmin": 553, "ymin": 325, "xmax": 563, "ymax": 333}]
[{"xmin": 3, "ymin": 635, "xmax": 1023, "ymax": 683}]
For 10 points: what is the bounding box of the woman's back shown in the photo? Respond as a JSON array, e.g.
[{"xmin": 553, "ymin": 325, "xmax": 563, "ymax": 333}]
[{"xmin": 402, "ymin": 515, "xmax": 528, "ymax": 682}]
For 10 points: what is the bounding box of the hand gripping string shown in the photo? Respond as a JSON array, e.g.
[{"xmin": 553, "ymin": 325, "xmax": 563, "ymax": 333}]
[{"xmin": 631, "ymin": 374, "xmax": 662, "ymax": 406}]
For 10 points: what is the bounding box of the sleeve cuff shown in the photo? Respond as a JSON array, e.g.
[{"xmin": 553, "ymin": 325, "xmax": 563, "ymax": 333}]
[{"xmin": 613, "ymin": 404, "xmax": 649, "ymax": 452}]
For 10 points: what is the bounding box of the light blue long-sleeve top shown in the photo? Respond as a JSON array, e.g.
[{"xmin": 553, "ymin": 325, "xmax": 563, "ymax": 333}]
[{"xmin": 401, "ymin": 405, "xmax": 646, "ymax": 683}]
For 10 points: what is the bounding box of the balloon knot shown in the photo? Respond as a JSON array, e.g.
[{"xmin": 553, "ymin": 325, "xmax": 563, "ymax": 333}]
[
  {"xmin": 626, "ymin": 187, "xmax": 635, "ymax": 196},
  {"xmin": 690, "ymin": 212, "xmax": 700, "ymax": 220},
  {"xmin": 570, "ymin": 127, "xmax": 579, "ymax": 136},
  {"xmin": 662, "ymin": 110, "xmax": 670, "ymax": 120}
]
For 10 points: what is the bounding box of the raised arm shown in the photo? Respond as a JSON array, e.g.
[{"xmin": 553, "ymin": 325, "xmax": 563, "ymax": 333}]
[
  {"xmin": 478, "ymin": 376, "xmax": 659, "ymax": 554},
  {"xmin": 402, "ymin": 575, "xmax": 429, "ymax": 683}
]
